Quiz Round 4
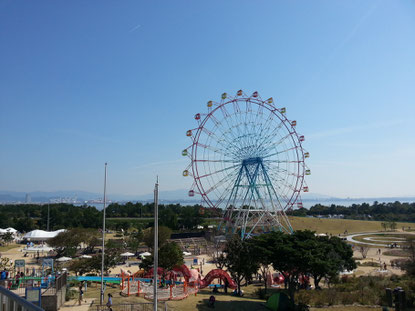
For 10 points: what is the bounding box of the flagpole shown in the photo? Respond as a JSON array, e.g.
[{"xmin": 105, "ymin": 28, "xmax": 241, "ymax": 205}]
[
  {"xmin": 100, "ymin": 163, "xmax": 108, "ymax": 305},
  {"xmin": 153, "ymin": 177, "xmax": 159, "ymax": 311},
  {"xmin": 47, "ymin": 203, "xmax": 50, "ymax": 231}
]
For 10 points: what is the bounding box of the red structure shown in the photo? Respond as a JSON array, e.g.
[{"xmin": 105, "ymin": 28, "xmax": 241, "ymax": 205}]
[{"xmin": 199, "ymin": 269, "xmax": 236, "ymax": 289}]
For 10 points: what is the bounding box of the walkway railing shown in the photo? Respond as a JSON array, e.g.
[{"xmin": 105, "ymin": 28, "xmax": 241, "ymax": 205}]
[
  {"xmin": 42, "ymin": 272, "xmax": 67, "ymax": 295},
  {"xmin": 0, "ymin": 285, "xmax": 44, "ymax": 311},
  {"xmin": 95, "ymin": 302, "xmax": 168, "ymax": 311}
]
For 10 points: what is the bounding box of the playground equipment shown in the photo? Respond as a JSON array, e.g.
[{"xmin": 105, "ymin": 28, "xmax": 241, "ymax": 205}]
[
  {"xmin": 120, "ymin": 269, "xmax": 144, "ymax": 297},
  {"xmin": 120, "ymin": 265, "xmax": 236, "ymax": 301},
  {"xmin": 199, "ymin": 269, "xmax": 236, "ymax": 289},
  {"xmin": 183, "ymin": 90, "xmax": 309, "ymax": 238},
  {"xmin": 268, "ymin": 272, "xmax": 310, "ymax": 288}
]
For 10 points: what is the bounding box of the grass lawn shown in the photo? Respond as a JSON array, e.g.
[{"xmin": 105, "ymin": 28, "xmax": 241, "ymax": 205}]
[
  {"xmin": 0, "ymin": 243, "xmax": 20, "ymax": 252},
  {"xmin": 351, "ymin": 233, "xmax": 411, "ymax": 246},
  {"xmin": 77, "ymin": 282, "xmax": 270, "ymax": 311},
  {"xmin": 289, "ymin": 217, "xmax": 415, "ymax": 235},
  {"xmin": 310, "ymin": 308, "xmax": 383, "ymax": 311},
  {"xmin": 75, "ymin": 283, "xmax": 388, "ymax": 311}
]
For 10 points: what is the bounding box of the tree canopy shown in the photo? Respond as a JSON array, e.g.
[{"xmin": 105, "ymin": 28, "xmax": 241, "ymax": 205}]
[
  {"xmin": 289, "ymin": 201, "xmax": 415, "ymax": 222},
  {"xmin": 223, "ymin": 235, "xmax": 259, "ymax": 295}
]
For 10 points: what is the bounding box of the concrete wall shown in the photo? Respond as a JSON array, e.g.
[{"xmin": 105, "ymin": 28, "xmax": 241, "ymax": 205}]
[
  {"xmin": 41, "ymin": 286, "xmax": 66, "ymax": 311},
  {"xmin": 41, "ymin": 295, "xmax": 57, "ymax": 311}
]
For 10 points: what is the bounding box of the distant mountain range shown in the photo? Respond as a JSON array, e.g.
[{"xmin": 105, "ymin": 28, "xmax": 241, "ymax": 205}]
[{"xmin": 0, "ymin": 189, "xmax": 414, "ymax": 206}]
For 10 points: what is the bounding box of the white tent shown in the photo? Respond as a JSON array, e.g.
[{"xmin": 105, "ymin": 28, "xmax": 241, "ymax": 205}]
[
  {"xmin": 139, "ymin": 251, "xmax": 151, "ymax": 259},
  {"xmin": 183, "ymin": 251, "xmax": 192, "ymax": 256},
  {"xmin": 79, "ymin": 255, "xmax": 92, "ymax": 259},
  {"xmin": 0, "ymin": 228, "xmax": 18, "ymax": 235},
  {"xmin": 120, "ymin": 252, "xmax": 135, "ymax": 257},
  {"xmin": 23, "ymin": 229, "xmax": 66, "ymax": 241},
  {"xmin": 56, "ymin": 257, "xmax": 72, "ymax": 262},
  {"xmin": 21, "ymin": 246, "xmax": 53, "ymax": 253}
]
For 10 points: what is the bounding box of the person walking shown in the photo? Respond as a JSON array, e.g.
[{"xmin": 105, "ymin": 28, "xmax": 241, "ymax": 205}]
[
  {"xmin": 106, "ymin": 293, "xmax": 113, "ymax": 310},
  {"xmin": 78, "ymin": 282, "xmax": 84, "ymax": 305}
]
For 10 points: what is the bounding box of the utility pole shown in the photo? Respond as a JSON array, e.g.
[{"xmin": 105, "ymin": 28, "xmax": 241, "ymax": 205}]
[
  {"xmin": 47, "ymin": 203, "xmax": 50, "ymax": 231},
  {"xmin": 153, "ymin": 177, "xmax": 159, "ymax": 311},
  {"xmin": 100, "ymin": 163, "xmax": 108, "ymax": 305}
]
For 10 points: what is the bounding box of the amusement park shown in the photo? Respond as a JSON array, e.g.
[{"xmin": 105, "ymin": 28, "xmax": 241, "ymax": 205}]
[
  {"xmin": 0, "ymin": 90, "xmax": 319, "ymax": 311},
  {"xmin": 5, "ymin": 90, "xmax": 415, "ymax": 311},
  {"xmin": 1, "ymin": 1, "xmax": 415, "ymax": 311}
]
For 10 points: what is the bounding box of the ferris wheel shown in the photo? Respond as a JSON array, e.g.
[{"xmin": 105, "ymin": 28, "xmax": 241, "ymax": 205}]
[{"xmin": 182, "ymin": 90, "xmax": 309, "ymax": 238}]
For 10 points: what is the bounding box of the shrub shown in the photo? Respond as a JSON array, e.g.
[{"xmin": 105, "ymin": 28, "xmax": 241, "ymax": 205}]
[
  {"xmin": 254, "ymin": 287, "xmax": 267, "ymax": 300},
  {"xmin": 339, "ymin": 292, "xmax": 355, "ymax": 305},
  {"xmin": 297, "ymin": 290, "xmax": 312, "ymax": 306},
  {"xmin": 313, "ymin": 290, "xmax": 327, "ymax": 307},
  {"xmin": 295, "ymin": 302, "xmax": 310, "ymax": 311},
  {"xmin": 65, "ymin": 288, "xmax": 78, "ymax": 301}
]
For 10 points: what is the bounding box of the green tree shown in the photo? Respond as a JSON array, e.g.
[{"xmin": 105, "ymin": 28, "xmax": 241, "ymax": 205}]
[
  {"xmin": 223, "ymin": 235, "xmax": 259, "ymax": 295},
  {"xmin": 140, "ymin": 242, "xmax": 184, "ymax": 282},
  {"xmin": 142, "ymin": 226, "xmax": 172, "ymax": 250},
  {"xmin": 82, "ymin": 230, "xmax": 101, "ymax": 254},
  {"xmin": 68, "ymin": 250, "xmax": 120, "ymax": 276},
  {"xmin": 14, "ymin": 217, "xmax": 36, "ymax": 232},
  {"xmin": 127, "ymin": 230, "xmax": 143, "ymax": 254},
  {"xmin": 159, "ymin": 208, "xmax": 178, "ymax": 230},
  {"xmin": 0, "ymin": 257, "xmax": 13, "ymax": 270},
  {"xmin": 403, "ymin": 237, "xmax": 415, "ymax": 276},
  {"xmin": 179, "ymin": 206, "xmax": 202, "ymax": 229},
  {"xmin": 268, "ymin": 230, "xmax": 315, "ymax": 305},
  {"xmin": 247, "ymin": 233, "xmax": 274, "ymax": 294},
  {"xmin": 0, "ymin": 232, "xmax": 14, "ymax": 245},
  {"xmin": 158, "ymin": 242, "xmax": 184, "ymax": 272},
  {"xmin": 309, "ymin": 236, "xmax": 356, "ymax": 289},
  {"xmin": 49, "ymin": 228, "xmax": 95, "ymax": 257},
  {"xmin": 68, "ymin": 258, "xmax": 94, "ymax": 276}
]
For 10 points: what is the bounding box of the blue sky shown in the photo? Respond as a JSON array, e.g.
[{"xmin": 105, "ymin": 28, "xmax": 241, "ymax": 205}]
[{"xmin": 0, "ymin": 0, "xmax": 414, "ymax": 198}]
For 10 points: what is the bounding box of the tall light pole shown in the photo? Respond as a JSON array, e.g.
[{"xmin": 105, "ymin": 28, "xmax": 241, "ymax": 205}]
[
  {"xmin": 100, "ymin": 163, "xmax": 108, "ymax": 305},
  {"xmin": 153, "ymin": 177, "xmax": 159, "ymax": 311},
  {"xmin": 47, "ymin": 203, "xmax": 50, "ymax": 231}
]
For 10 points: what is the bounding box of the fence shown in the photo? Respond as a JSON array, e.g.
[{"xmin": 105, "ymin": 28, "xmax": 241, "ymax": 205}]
[
  {"xmin": 42, "ymin": 272, "xmax": 67, "ymax": 296},
  {"xmin": 0, "ymin": 285, "xmax": 44, "ymax": 311},
  {"xmin": 6, "ymin": 277, "xmax": 48, "ymax": 297},
  {"xmin": 95, "ymin": 303, "xmax": 169, "ymax": 311},
  {"xmin": 5, "ymin": 273, "xmax": 65, "ymax": 297}
]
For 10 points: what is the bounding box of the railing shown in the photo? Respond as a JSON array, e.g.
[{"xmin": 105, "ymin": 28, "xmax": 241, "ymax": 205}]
[
  {"xmin": 96, "ymin": 302, "xmax": 168, "ymax": 311},
  {"xmin": 0, "ymin": 285, "xmax": 44, "ymax": 311},
  {"xmin": 41, "ymin": 272, "xmax": 67, "ymax": 296},
  {"xmin": 4, "ymin": 277, "xmax": 45, "ymax": 297}
]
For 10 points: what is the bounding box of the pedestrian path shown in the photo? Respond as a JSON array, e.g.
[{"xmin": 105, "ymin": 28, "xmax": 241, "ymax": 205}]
[
  {"xmin": 346, "ymin": 231, "xmax": 413, "ymax": 247},
  {"xmin": 60, "ymin": 298, "xmax": 95, "ymax": 311}
]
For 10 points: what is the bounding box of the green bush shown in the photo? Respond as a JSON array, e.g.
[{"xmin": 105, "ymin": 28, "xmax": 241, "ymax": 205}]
[
  {"xmin": 339, "ymin": 292, "xmax": 355, "ymax": 305},
  {"xmin": 254, "ymin": 287, "xmax": 267, "ymax": 300},
  {"xmin": 295, "ymin": 302, "xmax": 310, "ymax": 311},
  {"xmin": 297, "ymin": 290, "xmax": 312, "ymax": 306},
  {"xmin": 65, "ymin": 288, "xmax": 78, "ymax": 301}
]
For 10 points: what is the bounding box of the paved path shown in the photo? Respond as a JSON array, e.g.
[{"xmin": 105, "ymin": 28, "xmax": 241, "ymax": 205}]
[
  {"xmin": 346, "ymin": 231, "xmax": 414, "ymax": 247},
  {"xmin": 60, "ymin": 298, "xmax": 95, "ymax": 311}
]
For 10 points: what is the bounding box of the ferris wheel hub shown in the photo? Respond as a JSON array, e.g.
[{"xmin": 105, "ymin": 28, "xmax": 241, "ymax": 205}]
[{"xmin": 242, "ymin": 157, "xmax": 263, "ymax": 166}]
